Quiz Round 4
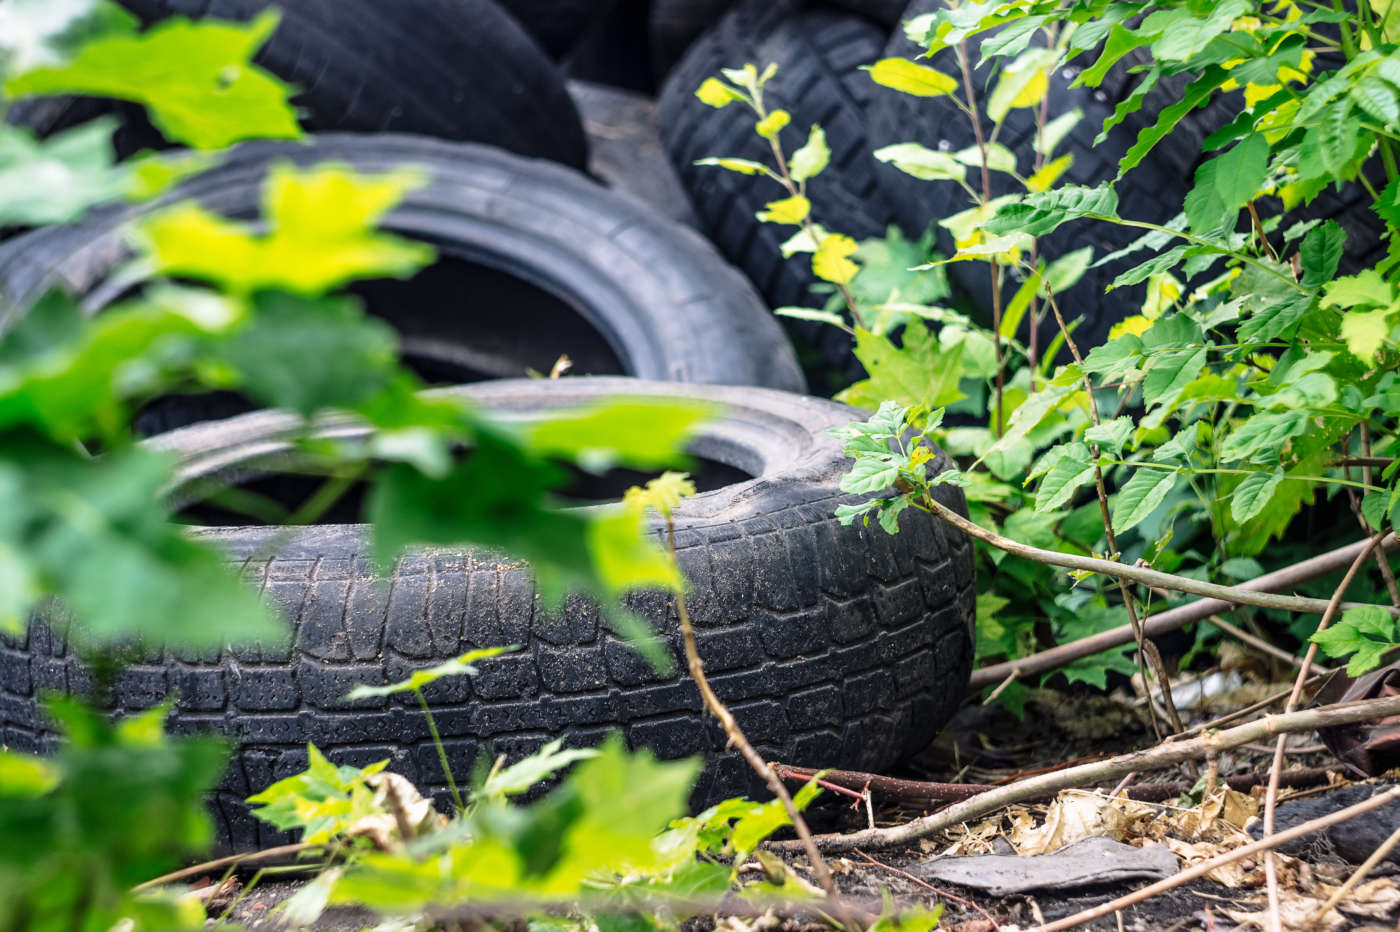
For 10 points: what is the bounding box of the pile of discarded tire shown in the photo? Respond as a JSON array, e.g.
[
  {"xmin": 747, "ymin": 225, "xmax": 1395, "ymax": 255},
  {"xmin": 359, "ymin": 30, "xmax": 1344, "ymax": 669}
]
[{"xmin": 0, "ymin": 0, "xmax": 983, "ymax": 852}]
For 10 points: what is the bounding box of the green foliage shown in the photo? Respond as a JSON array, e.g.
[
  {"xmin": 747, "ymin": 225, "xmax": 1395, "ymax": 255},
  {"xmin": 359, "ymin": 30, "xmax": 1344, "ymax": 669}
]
[
  {"xmin": 1310, "ymin": 605, "xmax": 1400, "ymax": 675},
  {"xmin": 0, "ymin": 699, "xmax": 227, "ymax": 932},
  {"xmin": 6, "ymin": 9, "xmax": 300, "ymax": 148}
]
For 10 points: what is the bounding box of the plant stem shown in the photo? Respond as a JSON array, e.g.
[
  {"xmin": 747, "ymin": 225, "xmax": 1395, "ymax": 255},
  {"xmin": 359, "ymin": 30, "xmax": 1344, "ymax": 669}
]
[
  {"xmin": 662, "ymin": 518, "xmax": 844, "ymax": 910},
  {"xmin": 415, "ymin": 689, "xmax": 464, "ymax": 811},
  {"xmin": 1259, "ymin": 531, "xmax": 1384, "ymax": 932},
  {"xmin": 920, "ymin": 494, "xmax": 1397, "ymax": 619},
  {"xmin": 954, "ymin": 39, "xmax": 1006, "ymax": 435},
  {"xmin": 1205, "ymin": 614, "xmax": 1331, "ymax": 673},
  {"xmin": 134, "ymin": 842, "xmax": 324, "ymax": 891}
]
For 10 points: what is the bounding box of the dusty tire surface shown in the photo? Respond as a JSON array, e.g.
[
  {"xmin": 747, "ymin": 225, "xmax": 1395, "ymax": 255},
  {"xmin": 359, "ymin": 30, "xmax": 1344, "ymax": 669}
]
[
  {"xmin": 658, "ymin": 1, "xmax": 894, "ymax": 372},
  {"xmin": 0, "ymin": 377, "xmax": 977, "ymax": 851},
  {"xmin": 0, "ymin": 134, "xmax": 805, "ymax": 409},
  {"xmin": 8, "ymin": 0, "xmax": 589, "ymax": 169},
  {"xmin": 867, "ymin": 0, "xmax": 1194, "ymax": 351}
]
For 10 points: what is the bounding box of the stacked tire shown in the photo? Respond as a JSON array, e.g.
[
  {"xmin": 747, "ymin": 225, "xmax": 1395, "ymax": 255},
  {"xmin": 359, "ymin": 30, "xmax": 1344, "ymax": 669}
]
[{"xmin": 0, "ymin": 0, "xmax": 981, "ymax": 851}]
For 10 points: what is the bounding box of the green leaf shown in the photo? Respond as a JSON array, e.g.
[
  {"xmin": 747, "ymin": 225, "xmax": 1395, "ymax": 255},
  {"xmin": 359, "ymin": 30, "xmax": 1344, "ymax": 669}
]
[
  {"xmin": 1183, "ymin": 133, "xmax": 1268, "ymax": 235},
  {"xmin": 0, "ymin": 120, "xmax": 131, "ymax": 225},
  {"xmin": 789, "ymin": 124, "xmax": 830, "ymax": 182},
  {"xmin": 217, "ymin": 292, "xmax": 400, "ymax": 417},
  {"xmin": 346, "ymin": 647, "xmax": 514, "ymax": 700},
  {"xmin": 986, "ymin": 49, "xmax": 1055, "ymax": 123},
  {"xmin": 953, "ymin": 142, "xmax": 1017, "ymax": 173},
  {"xmin": 525, "ymin": 400, "xmax": 714, "ymax": 473},
  {"xmin": 1340, "ymin": 306, "xmax": 1396, "ymax": 365},
  {"xmin": 1231, "ymin": 468, "xmax": 1285, "ymax": 523},
  {"xmin": 984, "ymin": 185, "xmax": 1120, "ymax": 237},
  {"xmin": 1220, "ymin": 410, "xmax": 1307, "ymax": 465},
  {"xmin": 248, "ymin": 744, "xmax": 390, "ymax": 843},
  {"xmin": 1145, "ymin": 0, "xmax": 1248, "ymax": 61},
  {"xmin": 137, "ymin": 161, "xmax": 433, "ymax": 295},
  {"xmin": 872, "ymin": 142, "xmax": 966, "ymax": 182},
  {"xmin": 0, "ymin": 0, "xmax": 137, "ymax": 76},
  {"xmin": 1142, "ymin": 347, "xmax": 1207, "ymax": 408},
  {"xmin": 1238, "ymin": 293, "xmax": 1314, "ymax": 343},
  {"xmin": 1084, "ymin": 417, "xmax": 1133, "ymax": 457},
  {"xmin": 1112, "ymin": 467, "xmax": 1176, "ymax": 533},
  {"xmin": 1082, "ymin": 334, "xmax": 1143, "ymax": 379},
  {"xmin": 1036, "ymin": 108, "xmax": 1082, "ymax": 158},
  {"xmin": 6, "ymin": 11, "xmax": 300, "ymax": 149},
  {"xmin": 1117, "ymin": 68, "xmax": 1230, "ymax": 177},
  {"xmin": 1310, "ymin": 605, "xmax": 1400, "ymax": 676},
  {"xmin": 774, "ymin": 306, "xmax": 848, "ymax": 328},
  {"xmin": 863, "ymin": 57, "xmax": 959, "ymax": 97},
  {"xmin": 9, "ymin": 436, "xmax": 282, "ymax": 649},
  {"xmin": 480, "ymin": 738, "xmax": 598, "ymax": 800},
  {"xmin": 1351, "ymin": 75, "xmax": 1400, "ymax": 127},
  {"xmin": 837, "ymin": 321, "xmax": 965, "ymax": 414},
  {"xmin": 1035, "ymin": 444, "xmax": 1095, "ymax": 512},
  {"xmin": 1043, "ymin": 246, "xmax": 1093, "ymax": 294}
]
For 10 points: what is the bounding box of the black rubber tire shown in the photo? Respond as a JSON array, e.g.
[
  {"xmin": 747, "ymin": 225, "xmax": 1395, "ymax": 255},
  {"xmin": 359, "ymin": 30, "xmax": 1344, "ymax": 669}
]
[
  {"xmin": 496, "ymin": 0, "xmax": 616, "ymax": 60},
  {"xmin": 0, "ymin": 134, "xmax": 805, "ymax": 432},
  {"xmin": 649, "ymin": 0, "xmax": 906, "ymax": 79},
  {"xmin": 867, "ymin": 0, "xmax": 1195, "ymax": 352},
  {"xmin": 657, "ymin": 1, "xmax": 896, "ymax": 374},
  {"xmin": 0, "ymin": 377, "xmax": 978, "ymax": 851},
  {"xmin": 7, "ymin": 0, "xmax": 589, "ymax": 170}
]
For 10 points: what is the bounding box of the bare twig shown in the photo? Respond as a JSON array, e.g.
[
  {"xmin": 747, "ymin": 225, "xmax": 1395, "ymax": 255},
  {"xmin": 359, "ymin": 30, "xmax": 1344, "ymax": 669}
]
[
  {"xmin": 664, "ymin": 519, "xmax": 843, "ymax": 909},
  {"xmin": 774, "ymin": 764, "xmax": 1335, "ymax": 807},
  {"xmin": 1033, "ymin": 787, "xmax": 1400, "ymax": 932},
  {"xmin": 767, "ymin": 694, "xmax": 1400, "ymax": 853},
  {"xmin": 133, "ymin": 842, "xmax": 323, "ymax": 892},
  {"xmin": 969, "ymin": 534, "xmax": 1400, "ymax": 688},
  {"xmin": 1260, "ymin": 532, "xmax": 1384, "ymax": 932},
  {"xmin": 1205, "ymin": 614, "xmax": 1333, "ymax": 673},
  {"xmin": 1306, "ymin": 822, "xmax": 1400, "ymax": 926}
]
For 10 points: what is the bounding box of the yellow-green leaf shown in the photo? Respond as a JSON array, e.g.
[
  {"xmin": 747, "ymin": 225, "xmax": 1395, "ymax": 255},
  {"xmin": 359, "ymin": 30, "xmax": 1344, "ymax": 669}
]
[
  {"xmin": 1339, "ymin": 306, "xmax": 1396, "ymax": 365},
  {"xmin": 756, "ymin": 109, "xmax": 790, "ymax": 139},
  {"xmin": 863, "ymin": 57, "xmax": 958, "ymax": 97},
  {"xmin": 1025, "ymin": 153, "xmax": 1074, "ymax": 192},
  {"xmin": 5, "ymin": 11, "xmax": 299, "ymax": 149},
  {"xmin": 693, "ymin": 157, "xmax": 771, "ymax": 176},
  {"xmin": 987, "ymin": 49, "xmax": 1056, "ymax": 123},
  {"xmin": 136, "ymin": 162, "xmax": 433, "ymax": 294},
  {"xmin": 756, "ymin": 194, "xmax": 810, "ymax": 225},
  {"xmin": 696, "ymin": 77, "xmax": 744, "ymax": 108},
  {"xmin": 789, "ymin": 124, "xmax": 829, "ymax": 182},
  {"xmin": 813, "ymin": 233, "xmax": 860, "ymax": 285}
]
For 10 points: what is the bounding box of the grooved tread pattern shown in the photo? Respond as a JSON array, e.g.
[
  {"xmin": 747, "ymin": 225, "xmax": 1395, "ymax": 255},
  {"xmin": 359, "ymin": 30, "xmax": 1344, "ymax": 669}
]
[
  {"xmin": 657, "ymin": 2, "xmax": 896, "ymax": 371},
  {"xmin": 0, "ymin": 381, "xmax": 976, "ymax": 853},
  {"xmin": 867, "ymin": 0, "xmax": 1194, "ymax": 351},
  {"xmin": 0, "ymin": 134, "xmax": 805, "ymax": 394},
  {"xmin": 8, "ymin": 0, "xmax": 589, "ymax": 169}
]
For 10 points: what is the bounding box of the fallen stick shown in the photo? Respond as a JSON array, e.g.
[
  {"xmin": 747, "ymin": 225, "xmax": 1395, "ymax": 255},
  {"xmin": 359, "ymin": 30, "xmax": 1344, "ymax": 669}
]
[
  {"xmin": 767, "ymin": 694, "xmax": 1400, "ymax": 853},
  {"xmin": 1034, "ymin": 786, "xmax": 1400, "ymax": 932},
  {"xmin": 774, "ymin": 765, "xmax": 1334, "ymax": 807},
  {"xmin": 969, "ymin": 534, "xmax": 1399, "ymax": 689}
]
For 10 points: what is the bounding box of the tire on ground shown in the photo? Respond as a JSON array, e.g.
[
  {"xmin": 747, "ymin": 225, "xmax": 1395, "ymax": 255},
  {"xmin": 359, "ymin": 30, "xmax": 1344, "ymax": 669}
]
[
  {"xmin": 8, "ymin": 0, "xmax": 589, "ymax": 170},
  {"xmin": 496, "ymin": 0, "xmax": 617, "ymax": 60},
  {"xmin": 657, "ymin": 1, "xmax": 896, "ymax": 375},
  {"xmin": 867, "ymin": 0, "xmax": 1194, "ymax": 352},
  {"xmin": 0, "ymin": 377, "xmax": 978, "ymax": 852},
  {"xmin": 0, "ymin": 134, "xmax": 805, "ymax": 433}
]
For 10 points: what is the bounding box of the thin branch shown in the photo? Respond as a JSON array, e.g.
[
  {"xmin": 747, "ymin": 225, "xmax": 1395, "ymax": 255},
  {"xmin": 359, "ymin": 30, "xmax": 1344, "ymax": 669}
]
[
  {"xmin": 664, "ymin": 519, "xmax": 843, "ymax": 911},
  {"xmin": 1205, "ymin": 614, "xmax": 1333, "ymax": 673},
  {"xmin": 853, "ymin": 848, "xmax": 1001, "ymax": 930},
  {"xmin": 133, "ymin": 842, "xmax": 324, "ymax": 891},
  {"xmin": 1306, "ymin": 822, "xmax": 1400, "ymax": 926},
  {"xmin": 970, "ymin": 535, "xmax": 1398, "ymax": 688},
  {"xmin": 1034, "ymin": 787, "xmax": 1400, "ymax": 932},
  {"xmin": 1261, "ymin": 532, "xmax": 1384, "ymax": 931},
  {"xmin": 766, "ymin": 694, "xmax": 1400, "ymax": 853}
]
